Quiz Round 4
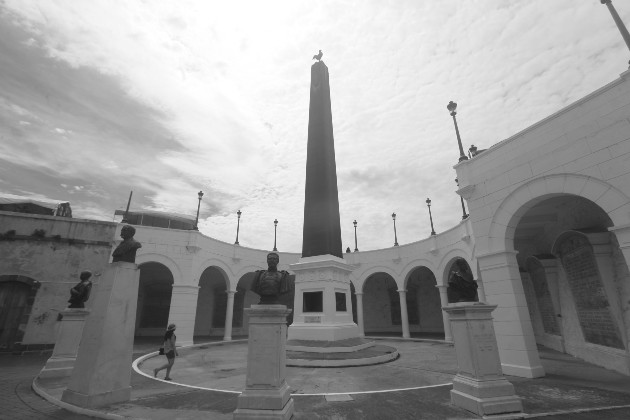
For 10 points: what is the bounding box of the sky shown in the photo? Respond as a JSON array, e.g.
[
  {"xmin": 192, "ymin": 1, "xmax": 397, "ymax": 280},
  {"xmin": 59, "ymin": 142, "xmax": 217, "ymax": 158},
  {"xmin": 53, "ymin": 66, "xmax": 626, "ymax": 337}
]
[{"xmin": 1, "ymin": 0, "xmax": 629, "ymax": 253}]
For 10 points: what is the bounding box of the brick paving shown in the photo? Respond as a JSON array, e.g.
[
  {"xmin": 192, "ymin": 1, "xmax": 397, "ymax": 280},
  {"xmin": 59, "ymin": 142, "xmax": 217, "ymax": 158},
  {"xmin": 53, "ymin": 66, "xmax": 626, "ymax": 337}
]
[{"xmin": 0, "ymin": 352, "xmax": 94, "ymax": 420}]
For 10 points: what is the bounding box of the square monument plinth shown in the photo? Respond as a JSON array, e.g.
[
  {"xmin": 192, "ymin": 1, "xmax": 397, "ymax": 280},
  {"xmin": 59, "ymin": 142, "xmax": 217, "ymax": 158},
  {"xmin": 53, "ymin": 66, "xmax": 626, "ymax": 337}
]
[
  {"xmin": 234, "ymin": 305, "xmax": 294, "ymax": 420},
  {"xmin": 39, "ymin": 308, "xmax": 89, "ymax": 378},
  {"xmin": 61, "ymin": 262, "xmax": 139, "ymax": 408},
  {"xmin": 443, "ymin": 303, "xmax": 523, "ymax": 416}
]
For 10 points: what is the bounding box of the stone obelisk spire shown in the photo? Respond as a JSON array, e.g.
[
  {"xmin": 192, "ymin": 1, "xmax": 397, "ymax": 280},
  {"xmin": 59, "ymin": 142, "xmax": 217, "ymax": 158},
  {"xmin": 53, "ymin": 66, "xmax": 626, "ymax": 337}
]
[{"xmin": 302, "ymin": 61, "xmax": 343, "ymax": 258}]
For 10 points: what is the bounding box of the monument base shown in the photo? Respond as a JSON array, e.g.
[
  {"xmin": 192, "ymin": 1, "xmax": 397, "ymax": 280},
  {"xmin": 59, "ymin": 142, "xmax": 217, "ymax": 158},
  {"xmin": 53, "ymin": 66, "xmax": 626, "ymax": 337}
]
[
  {"xmin": 286, "ymin": 322, "xmax": 358, "ymax": 342},
  {"xmin": 443, "ymin": 302, "xmax": 523, "ymax": 416},
  {"xmin": 451, "ymin": 374, "xmax": 522, "ymax": 416},
  {"xmin": 234, "ymin": 305, "xmax": 294, "ymax": 420},
  {"xmin": 61, "ymin": 386, "xmax": 131, "ymax": 409},
  {"xmin": 61, "ymin": 262, "xmax": 139, "ymax": 408},
  {"xmin": 40, "ymin": 308, "xmax": 89, "ymax": 379}
]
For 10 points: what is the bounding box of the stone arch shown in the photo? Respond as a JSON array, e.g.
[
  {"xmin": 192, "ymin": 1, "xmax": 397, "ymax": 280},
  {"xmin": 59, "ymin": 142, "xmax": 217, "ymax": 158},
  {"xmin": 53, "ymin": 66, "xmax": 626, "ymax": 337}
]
[
  {"xmin": 400, "ymin": 259, "xmax": 437, "ymax": 288},
  {"xmin": 136, "ymin": 253, "xmax": 182, "ymax": 285},
  {"xmin": 354, "ymin": 265, "xmax": 400, "ymax": 293},
  {"xmin": 0, "ymin": 274, "xmax": 41, "ymax": 351},
  {"xmin": 135, "ymin": 261, "xmax": 174, "ymax": 337},
  {"xmin": 438, "ymin": 249, "xmax": 474, "ymax": 287},
  {"xmin": 195, "ymin": 259, "xmax": 233, "ymax": 290},
  {"xmin": 488, "ymin": 174, "xmax": 630, "ymax": 252}
]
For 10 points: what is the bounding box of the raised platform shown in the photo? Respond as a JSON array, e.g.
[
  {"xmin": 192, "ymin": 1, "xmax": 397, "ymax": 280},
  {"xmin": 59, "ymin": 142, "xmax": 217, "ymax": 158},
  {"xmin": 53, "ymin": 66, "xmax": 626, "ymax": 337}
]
[{"xmin": 286, "ymin": 337, "xmax": 398, "ymax": 367}]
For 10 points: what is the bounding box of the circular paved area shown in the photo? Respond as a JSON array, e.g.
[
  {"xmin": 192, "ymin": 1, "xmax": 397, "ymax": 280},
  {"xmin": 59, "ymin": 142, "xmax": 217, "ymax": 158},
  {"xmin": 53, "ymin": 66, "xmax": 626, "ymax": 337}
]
[{"xmin": 135, "ymin": 339, "xmax": 458, "ymax": 395}]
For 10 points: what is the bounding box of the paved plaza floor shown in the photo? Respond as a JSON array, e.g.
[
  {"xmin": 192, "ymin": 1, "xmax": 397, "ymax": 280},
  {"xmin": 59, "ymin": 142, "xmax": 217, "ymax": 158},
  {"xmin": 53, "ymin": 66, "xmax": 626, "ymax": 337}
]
[{"xmin": 3, "ymin": 337, "xmax": 630, "ymax": 419}]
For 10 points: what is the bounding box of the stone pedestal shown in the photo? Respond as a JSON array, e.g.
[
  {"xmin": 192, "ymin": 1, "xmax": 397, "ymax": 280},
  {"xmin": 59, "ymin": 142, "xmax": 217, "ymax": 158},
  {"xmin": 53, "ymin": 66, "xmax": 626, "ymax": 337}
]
[
  {"xmin": 234, "ymin": 305, "xmax": 294, "ymax": 420},
  {"xmin": 287, "ymin": 255, "xmax": 358, "ymax": 342},
  {"xmin": 443, "ymin": 303, "xmax": 523, "ymax": 416},
  {"xmin": 39, "ymin": 308, "xmax": 89, "ymax": 378},
  {"xmin": 61, "ymin": 262, "xmax": 139, "ymax": 408}
]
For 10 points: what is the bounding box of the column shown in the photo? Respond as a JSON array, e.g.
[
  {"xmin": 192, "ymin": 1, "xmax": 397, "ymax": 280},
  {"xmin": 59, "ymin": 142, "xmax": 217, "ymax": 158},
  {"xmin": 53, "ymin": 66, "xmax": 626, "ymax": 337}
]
[
  {"xmin": 475, "ymin": 277, "xmax": 487, "ymax": 302},
  {"xmin": 167, "ymin": 284, "xmax": 200, "ymax": 347},
  {"xmin": 436, "ymin": 285, "xmax": 453, "ymax": 342},
  {"xmin": 355, "ymin": 292, "xmax": 365, "ymax": 337},
  {"xmin": 223, "ymin": 290, "xmax": 236, "ymax": 341},
  {"xmin": 476, "ymin": 250, "xmax": 544, "ymax": 378},
  {"xmin": 398, "ymin": 290, "xmax": 410, "ymax": 339}
]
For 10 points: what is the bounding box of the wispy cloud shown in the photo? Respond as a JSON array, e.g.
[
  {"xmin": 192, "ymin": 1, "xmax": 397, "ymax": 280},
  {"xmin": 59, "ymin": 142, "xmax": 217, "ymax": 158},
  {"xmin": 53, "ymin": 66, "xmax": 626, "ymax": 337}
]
[{"xmin": 1, "ymin": 0, "xmax": 629, "ymax": 251}]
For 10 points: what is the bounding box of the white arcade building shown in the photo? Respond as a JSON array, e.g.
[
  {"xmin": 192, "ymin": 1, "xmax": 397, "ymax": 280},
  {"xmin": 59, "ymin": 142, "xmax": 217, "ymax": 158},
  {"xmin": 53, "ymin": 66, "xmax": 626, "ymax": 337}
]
[{"xmin": 1, "ymin": 68, "xmax": 630, "ymax": 380}]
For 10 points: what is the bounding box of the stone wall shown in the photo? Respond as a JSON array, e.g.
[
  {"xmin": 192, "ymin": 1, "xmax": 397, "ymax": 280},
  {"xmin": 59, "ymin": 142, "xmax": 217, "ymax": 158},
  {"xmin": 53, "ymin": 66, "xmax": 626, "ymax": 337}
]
[{"xmin": 0, "ymin": 211, "xmax": 116, "ymax": 348}]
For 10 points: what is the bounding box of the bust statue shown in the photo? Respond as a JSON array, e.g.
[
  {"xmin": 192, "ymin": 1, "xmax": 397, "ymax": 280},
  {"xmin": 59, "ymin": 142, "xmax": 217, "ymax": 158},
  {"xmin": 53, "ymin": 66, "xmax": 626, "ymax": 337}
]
[
  {"xmin": 251, "ymin": 252, "xmax": 292, "ymax": 304},
  {"xmin": 112, "ymin": 224, "xmax": 142, "ymax": 263},
  {"xmin": 68, "ymin": 271, "xmax": 93, "ymax": 308},
  {"xmin": 447, "ymin": 259, "xmax": 478, "ymax": 303}
]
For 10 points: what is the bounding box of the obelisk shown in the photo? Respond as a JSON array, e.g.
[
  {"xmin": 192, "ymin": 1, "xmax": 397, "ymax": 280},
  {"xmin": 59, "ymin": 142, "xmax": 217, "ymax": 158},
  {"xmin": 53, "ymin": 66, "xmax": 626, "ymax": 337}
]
[
  {"xmin": 287, "ymin": 59, "xmax": 359, "ymax": 342},
  {"xmin": 302, "ymin": 61, "xmax": 343, "ymax": 258}
]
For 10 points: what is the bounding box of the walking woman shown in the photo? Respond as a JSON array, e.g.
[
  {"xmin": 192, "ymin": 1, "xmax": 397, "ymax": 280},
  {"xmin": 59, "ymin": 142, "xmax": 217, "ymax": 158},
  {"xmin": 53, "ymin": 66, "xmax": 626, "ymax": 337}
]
[{"xmin": 154, "ymin": 324, "xmax": 178, "ymax": 380}]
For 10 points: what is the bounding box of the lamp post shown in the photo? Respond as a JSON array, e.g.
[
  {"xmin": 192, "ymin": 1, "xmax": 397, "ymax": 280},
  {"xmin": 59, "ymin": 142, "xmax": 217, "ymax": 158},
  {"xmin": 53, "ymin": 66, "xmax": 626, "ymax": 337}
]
[
  {"xmin": 455, "ymin": 178, "xmax": 468, "ymax": 219},
  {"xmin": 194, "ymin": 191, "xmax": 203, "ymax": 230},
  {"xmin": 447, "ymin": 101, "xmax": 468, "ymax": 162},
  {"xmin": 235, "ymin": 210, "xmax": 242, "ymax": 245},
  {"xmin": 392, "ymin": 212, "xmax": 399, "ymax": 246},
  {"xmin": 601, "ymin": 0, "xmax": 630, "ymax": 66},
  {"xmin": 273, "ymin": 219, "xmax": 278, "ymax": 251},
  {"xmin": 426, "ymin": 198, "xmax": 436, "ymax": 236},
  {"xmin": 353, "ymin": 220, "xmax": 359, "ymax": 252}
]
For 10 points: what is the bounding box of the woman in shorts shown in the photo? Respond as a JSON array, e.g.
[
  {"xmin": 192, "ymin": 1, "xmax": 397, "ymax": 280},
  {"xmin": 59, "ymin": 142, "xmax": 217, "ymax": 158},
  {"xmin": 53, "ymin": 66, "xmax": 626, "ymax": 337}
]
[{"xmin": 154, "ymin": 323, "xmax": 178, "ymax": 380}]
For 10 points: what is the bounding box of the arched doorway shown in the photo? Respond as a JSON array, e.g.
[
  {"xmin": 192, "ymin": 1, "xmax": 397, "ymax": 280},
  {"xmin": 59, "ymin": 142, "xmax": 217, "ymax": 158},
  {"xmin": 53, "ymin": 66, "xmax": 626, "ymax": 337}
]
[
  {"xmin": 0, "ymin": 275, "xmax": 39, "ymax": 351},
  {"xmin": 194, "ymin": 266, "xmax": 228, "ymax": 339},
  {"xmin": 136, "ymin": 262, "xmax": 174, "ymax": 337},
  {"xmin": 362, "ymin": 272, "xmax": 400, "ymax": 336},
  {"xmin": 514, "ymin": 195, "xmax": 629, "ymax": 373},
  {"xmin": 406, "ymin": 267, "xmax": 443, "ymax": 339}
]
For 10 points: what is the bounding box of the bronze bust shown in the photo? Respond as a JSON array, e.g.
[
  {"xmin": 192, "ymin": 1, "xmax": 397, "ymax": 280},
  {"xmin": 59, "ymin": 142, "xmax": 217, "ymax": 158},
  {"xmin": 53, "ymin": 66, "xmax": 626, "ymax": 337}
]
[
  {"xmin": 447, "ymin": 259, "xmax": 478, "ymax": 303},
  {"xmin": 112, "ymin": 225, "xmax": 142, "ymax": 263},
  {"xmin": 68, "ymin": 271, "xmax": 93, "ymax": 308},
  {"xmin": 251, "ymin": 252, "xmax": 292, "ymax": 304}
]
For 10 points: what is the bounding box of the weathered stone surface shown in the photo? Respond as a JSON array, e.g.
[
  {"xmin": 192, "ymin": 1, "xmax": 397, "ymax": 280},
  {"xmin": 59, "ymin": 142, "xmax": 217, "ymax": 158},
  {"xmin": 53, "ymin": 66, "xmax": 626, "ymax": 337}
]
[{"xmin": 302, "ymin": 61, "xmax": 342, "ymax": 259}]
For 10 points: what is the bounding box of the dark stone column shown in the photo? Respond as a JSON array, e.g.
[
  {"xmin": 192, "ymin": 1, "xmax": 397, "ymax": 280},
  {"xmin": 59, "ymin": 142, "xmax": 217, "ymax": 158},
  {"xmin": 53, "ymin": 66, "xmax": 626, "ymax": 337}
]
[{"xmin": 302, "ymin": 61, "xmax": 343, "ymax": 259}]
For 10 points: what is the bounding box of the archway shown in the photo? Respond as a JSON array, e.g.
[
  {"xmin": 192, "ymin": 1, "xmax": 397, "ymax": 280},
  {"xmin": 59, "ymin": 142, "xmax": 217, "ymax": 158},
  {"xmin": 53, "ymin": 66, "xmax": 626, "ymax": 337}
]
[
  {"xmin": 514, "ymin": 195, "xmax": 629, "ymax": 373},
  {"xmin": 194, "ymin": 266, "xmax": 228, "ymax": 339},
  {"xmin": 405, "ymin": 267, "xmax": 443, "ymax": 339},
  {"xmin": 136, "ymin": 262, "xmax": 174, "ymax": 337},
  {"xmin": 0, "ymin": 275, "xmax": 39, "ymax": 351},
  {"xmin": 362, "ymin": 272, "xmax": 400, "ymax": 336}
]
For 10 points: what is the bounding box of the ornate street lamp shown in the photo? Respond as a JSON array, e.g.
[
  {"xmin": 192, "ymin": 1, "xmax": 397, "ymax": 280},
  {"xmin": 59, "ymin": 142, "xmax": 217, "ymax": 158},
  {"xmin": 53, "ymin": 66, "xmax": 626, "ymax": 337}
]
[
  {"xmin": 455, "ymin": 178, "xmax": 468, "ymax": 219},
  {"xmin": 392, "ymin": 212, "xmax": 399, "ymax": 246},
  {"xmin": 353, "ymin": 220, "xmax": 359, "ymax": 252},
  {"xmin": 235, "ymin": 210, "xmax": 242, "ymax": 245},
  {"xmin": 447, "ymin": 101, "xmax": 468, "ymax": 162},
  {"xmin": 426, "ymin": 198, "xmax": 436, "ymax": 236},
  {"xmin": 273, "ymin": 219, "xmax": 278, "ymax": 251},
  {"xmin": 601, "ymin": 0, "xmax": 630, "ymax": 66},
  {"xmin": 194, "ymin": 190, "xmax": 203, "ymax": 230}
]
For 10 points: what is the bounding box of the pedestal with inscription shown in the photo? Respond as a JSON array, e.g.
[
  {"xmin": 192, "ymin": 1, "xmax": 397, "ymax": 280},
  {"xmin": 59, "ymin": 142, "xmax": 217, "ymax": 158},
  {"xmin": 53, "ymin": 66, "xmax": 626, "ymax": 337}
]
[
  {"xmin": 443, "ymin": 303, "xmax": 522, "ymax": 416},
  {"xmin": 61, "ymin": 262, "xmax": 139, "ymax": 408},
  {"xmin": 39, "ymin": 308, "xmax": 89, "ymax": 378},
  {"xmin": 234, "ymin": 305, "xmax": 294, "ymax": 420}
]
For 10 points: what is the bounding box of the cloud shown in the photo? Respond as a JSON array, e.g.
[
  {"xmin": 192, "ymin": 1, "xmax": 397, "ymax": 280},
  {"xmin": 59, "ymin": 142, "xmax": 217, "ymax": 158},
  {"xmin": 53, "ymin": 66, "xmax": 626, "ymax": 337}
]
[{"xmin": 1, "ymin": 0, "xmax": 629, "ymax": 251}]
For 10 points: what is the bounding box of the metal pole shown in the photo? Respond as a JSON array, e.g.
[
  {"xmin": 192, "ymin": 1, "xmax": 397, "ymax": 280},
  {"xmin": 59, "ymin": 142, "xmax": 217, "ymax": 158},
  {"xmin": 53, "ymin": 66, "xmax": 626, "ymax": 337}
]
[
  {"xmin": 194, "ymin": 191, "xmax": 203, "ymax": 231},
  {"xmin": 602, "ymin": 0, "xmax": 630, "ymax": 66},
  {"xmin": 235, "ymin": 210, "xmax": 241, "ymax": 245},
  {"xmin": 426, "ymin": 198, "xmax": 436, "ymax": 236},
  {"xmin": 273, "ymin": 219, "xmax": 278, "ymax": 251},
  {"xmin": 455, "ymin": 178, "xmax": 468, "ymax": 219},
  {"xmin": 392, "ymin": 213, "xmax": 399, "ymax": 246},
  {"xmin": 353, "ymin": 220, "xmax": 359, "ymax": 252},
  {"xmin": 122, "ymin": 191, "xmax": 133, "ymax": 223},
  {"xmin": 447, "ymin": 101, "xmax": 468, "ymax": 162}
]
